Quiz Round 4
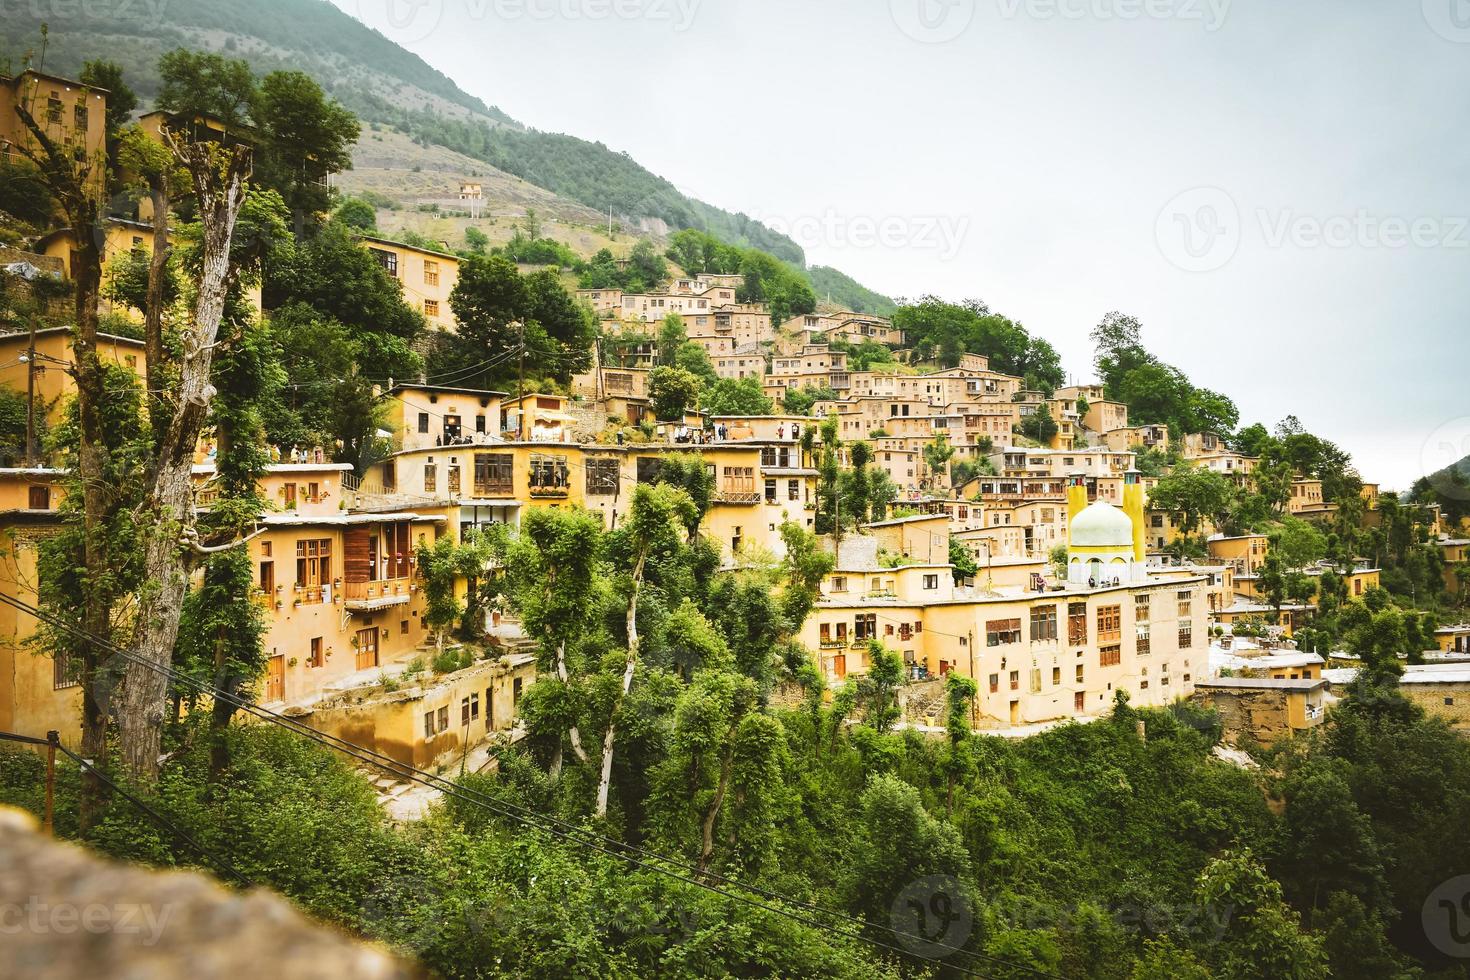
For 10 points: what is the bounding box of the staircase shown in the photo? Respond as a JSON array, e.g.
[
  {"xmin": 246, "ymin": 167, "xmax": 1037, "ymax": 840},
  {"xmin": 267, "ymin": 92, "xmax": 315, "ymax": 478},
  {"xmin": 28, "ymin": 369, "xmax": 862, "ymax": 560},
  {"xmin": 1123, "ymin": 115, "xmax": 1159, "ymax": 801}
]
[{"xmin": 899, "ymin": 678, "xmax": 947, "ymax": 726}]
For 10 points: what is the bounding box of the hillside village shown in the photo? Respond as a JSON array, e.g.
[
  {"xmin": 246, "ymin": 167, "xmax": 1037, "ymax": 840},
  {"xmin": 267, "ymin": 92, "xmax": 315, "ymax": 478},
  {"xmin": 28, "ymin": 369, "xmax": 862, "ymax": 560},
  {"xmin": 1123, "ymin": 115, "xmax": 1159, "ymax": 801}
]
[{"xmin": 2, "ymin": 44, "xmax": 1470, "ymax": 980}]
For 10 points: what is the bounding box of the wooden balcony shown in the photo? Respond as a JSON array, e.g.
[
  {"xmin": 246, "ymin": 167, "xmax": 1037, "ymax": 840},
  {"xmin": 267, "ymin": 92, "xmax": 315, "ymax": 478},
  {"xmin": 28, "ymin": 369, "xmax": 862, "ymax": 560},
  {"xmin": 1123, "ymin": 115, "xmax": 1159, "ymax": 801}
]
[{"xmin": 343, "ymin": 577, "xmax": 413, "ymax": 610}]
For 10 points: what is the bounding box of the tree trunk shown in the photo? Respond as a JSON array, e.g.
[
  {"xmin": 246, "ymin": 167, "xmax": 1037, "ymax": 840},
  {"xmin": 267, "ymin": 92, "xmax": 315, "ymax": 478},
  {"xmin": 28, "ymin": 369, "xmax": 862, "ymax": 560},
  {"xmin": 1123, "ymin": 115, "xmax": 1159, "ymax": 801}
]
[
  {"xmin": 556, "ymin": 641, "xmax": 588, "ymax": 765},
  {"xmin": 72, "ymin": 234, "xmax": 112, "ymax": 831},
  {"xmin": 594, "ymin": 574, "xmax": 641, "ymax": 818},
  {"xmin": 119, "ymin": 142, "xmax": 251, "ymax": 783},
  {"xmin": 699, "ymin": 743, "xmax": 734, "ymax": 875},
  {"xmin": 11, "ymin": 104, "xmax": 118, "ymax": 829}
]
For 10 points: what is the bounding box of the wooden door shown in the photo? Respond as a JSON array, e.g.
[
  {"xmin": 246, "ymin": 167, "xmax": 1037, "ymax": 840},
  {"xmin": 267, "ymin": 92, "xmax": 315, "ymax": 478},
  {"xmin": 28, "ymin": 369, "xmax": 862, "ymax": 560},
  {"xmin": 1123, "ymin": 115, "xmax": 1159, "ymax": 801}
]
[
  {"xmin": 355, "ymin": 627, "xmax": 379, "ymax": 670},
  {"xmin": 265, "ymin": 655, "xmax": 285, "ymax": 701},
  {"xmin": 1074, "ymin": 691, "xmax": 1085, "ymax": 712},
  {"xmin": 344, "ymin": 527, "xmax": 374, "ymax": 589},
  {"xmin": 834, "ymin": 654, "xmax": 847, "ymax": 679}
]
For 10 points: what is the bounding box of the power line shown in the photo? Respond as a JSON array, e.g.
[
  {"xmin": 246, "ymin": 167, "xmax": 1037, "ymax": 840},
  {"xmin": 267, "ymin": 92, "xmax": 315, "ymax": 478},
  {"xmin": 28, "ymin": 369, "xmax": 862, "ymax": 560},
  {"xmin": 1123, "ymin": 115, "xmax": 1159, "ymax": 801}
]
[
  {"xmin": 13, "ymin": 734, "xmax": 253, "ymax": 887},
  {"xmin": 0, "ymin": 591, "xmax": 1062, "ymax": 980}
]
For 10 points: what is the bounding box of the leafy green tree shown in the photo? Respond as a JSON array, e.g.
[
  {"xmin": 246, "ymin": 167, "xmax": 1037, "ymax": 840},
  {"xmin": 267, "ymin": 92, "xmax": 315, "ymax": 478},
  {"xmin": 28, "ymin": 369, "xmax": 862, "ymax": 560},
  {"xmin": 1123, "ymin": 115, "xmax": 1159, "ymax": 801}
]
[
  {"xmin": 841, "ymin": 441, "xmax": 873, "ymax": 528},
  {"xmin": 673, "ymin": 342, "xmax": 718, "ymax": 386},
  {"xmin": 1271, "ymin": 763, "xmax": 1389, "ymax": 916},
  {"xmin": 649, "ymin": 366, "xmax": 701, "ymax": 420},
  {"xmin": 781, "ymin": 385, "xmax": 837, "ymax": 416},
  {"xmin": 1148, "ymin": 467, "xmax": 1236, "ymax": 534},
  {"xmin": 922, "ymin": 432, "xmax": 955, "ymax": 490},
  {"xmin": 157, "ymin": 48, "xmax": 256, "ymax": 126},
  {"xmin": 949, "ymin": 537, "xmax": 978, "ymax": 584},
  {"xmin": 625, "ymin": 239, "xmax": 667, "ymax": 291},
  {"xmin": 253, "ymin": 70, "xmax": 359, "ymax": 226},
  {"xmin": 505, "ymin": 507, "xmax": 606, "ymax": 777},
  {"xmin": 464, "ymin": 226, "xmax": 489, "ymax": 254},
  {"xmin": 333, "ymin": 197, "xmax": 377, "ymax": 231},
  {"xmin": 520, "ymin": 268, "xmax": 595, "ymax": 381},
  {"xmin": 657, "ymin": 312, "xmax": 686, "ymax": 365},
  {"xmin": 449, "ymin": 253, "xmax": 526, "ymax": 354},
  {"xmin": 702, "ymin": 377, "xmax": 772, "ymax": 416},
  {"xmin": 942, "ymin": 672, "xmax": 977, "ymax": 813},
  {"xmin": 856, "ymin": 641, "xmax": 903, "ymax": 733},
  {"xmin": 416, "ymin": 532, "xmax": 493, "ymax": 654},
  {"xmin": 1271, "ymin": 517, "xmax": 1328, "ymax": 569},
  {"xmin": 1341, "ymin": 604, "xmax": 1407, "ymax": 683},
  {"xmin": 1020, "ymin": 405, "xmax": 1059, "ymax": 444},
  {"xmin": 842, "ymin": 773, "xmax": 972, "ymax": 927},
  {"xmin": 267, "ymin": 221, "xmax": 425, "ymax": 343},
  {"xmin": 893, "ymin": 295, "xmax": 1063, "ymax": 388},
  {"xmin": 597, "ymin": 483, "xmax": 699, "ymax": 817},
  {"xmin": 79, "ymin": 60, "xmax": 138, "ymax": 137},
  {"xmin": 1192, "ymin": 849, "xmax": 1328, "ymax": 980}
]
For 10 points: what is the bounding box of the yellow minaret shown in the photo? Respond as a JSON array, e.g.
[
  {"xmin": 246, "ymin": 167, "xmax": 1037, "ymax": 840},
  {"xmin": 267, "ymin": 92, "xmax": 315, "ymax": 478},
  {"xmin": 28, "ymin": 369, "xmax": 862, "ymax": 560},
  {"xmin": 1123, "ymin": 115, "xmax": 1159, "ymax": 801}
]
[
  {"xmin": 1066, "ymin": 473, "xmax": 1088, "ymax": 526},
  {"xmin": 1122, "ymin": 468, "xmax": 1146, "ymax": 562}
]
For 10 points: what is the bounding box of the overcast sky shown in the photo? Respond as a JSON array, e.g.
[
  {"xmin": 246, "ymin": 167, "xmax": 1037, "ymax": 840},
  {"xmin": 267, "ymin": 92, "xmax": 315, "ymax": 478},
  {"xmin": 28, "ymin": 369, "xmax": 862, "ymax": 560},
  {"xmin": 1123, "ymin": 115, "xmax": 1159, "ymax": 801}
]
[{"xmin": 335, "ymin": 0, "xmax": 1469, "ymax": 491}]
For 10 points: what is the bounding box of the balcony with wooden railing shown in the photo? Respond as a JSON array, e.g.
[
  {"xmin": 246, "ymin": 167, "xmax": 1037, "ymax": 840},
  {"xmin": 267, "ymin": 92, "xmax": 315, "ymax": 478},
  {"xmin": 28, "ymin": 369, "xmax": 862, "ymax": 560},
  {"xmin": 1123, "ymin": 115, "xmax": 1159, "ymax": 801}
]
[
  {"xmin": 715, "ymin": 475, "xmax": 760, "ymax": 503},
  {"xmin": 343, "ymin": 576, "xmax": 413, "ymax": 610}
]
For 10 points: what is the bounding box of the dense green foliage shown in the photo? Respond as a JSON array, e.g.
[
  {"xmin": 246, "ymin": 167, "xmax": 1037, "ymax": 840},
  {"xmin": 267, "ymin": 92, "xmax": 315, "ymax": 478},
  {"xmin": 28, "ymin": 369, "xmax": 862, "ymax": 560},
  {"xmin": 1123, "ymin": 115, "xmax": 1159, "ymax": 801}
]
[
  {"xmin": 807, "ymin": 265, "xmax": 898, "ymax": 316},
  {"xmin": 894, "ymin": 297, "xmax": 1065, "ymax": 392},
  {"xmin": 10, "ymin": 675, "xmax": 1467, "ymax": 978},
  {"xmin": 1092, "ymin": 312, "xmax": 1239, "ymax": 436}
]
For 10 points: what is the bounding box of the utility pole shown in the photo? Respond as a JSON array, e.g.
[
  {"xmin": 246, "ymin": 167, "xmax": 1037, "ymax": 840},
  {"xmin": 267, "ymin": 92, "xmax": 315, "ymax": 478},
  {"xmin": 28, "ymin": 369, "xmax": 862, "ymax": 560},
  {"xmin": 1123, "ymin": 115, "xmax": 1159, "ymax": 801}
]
[
  {"xmin": 24, "ymin": 314, "xmax": 36, "ymax": 466},
  {"xmin": 515, "ymin": 321, "xmax": 525, "ymax": 441},
  {"xmin": 44, "ymin": 730, "xmax": 57, "ymax": 837}
]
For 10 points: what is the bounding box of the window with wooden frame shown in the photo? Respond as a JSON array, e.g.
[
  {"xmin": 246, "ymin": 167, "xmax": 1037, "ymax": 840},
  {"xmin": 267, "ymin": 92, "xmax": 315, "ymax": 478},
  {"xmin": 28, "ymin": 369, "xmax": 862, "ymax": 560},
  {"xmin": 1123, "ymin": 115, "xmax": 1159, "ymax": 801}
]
[
  {"xmin": 1179, "ymin": 622, "xmax": 1194, "ymax": 649},
  {"xmin": 1136, "ymin": 625, "xmax": 1151, "ymax": 655},
  {"xmin": 474, "ymin": 453, "xmax": 514, "ymax": 496},
  {"xmin": 854, "ymin": 613, "xmax": 877, "ymax": 642},
  {"xmin": 423, "ymin": 260, "xmax": 440, "ymax": 287},
  {"xmin": 1029, "ymin": 605, "xmax": 1058, "ymax": 642},
  {"xmin": 1068, "ymin": 602, "xmax": 1088, "ymax": 645},
  {"xmin": 1099, "ymin": 645, "xmax": 1121, "ymax": 667},
  {"xmin": 370, "ymin": 247, "xmax": 398, "ymax": 277},
  {"xmin": 586, "ymin": 457, "xmax": 620, "ymax": 495},
  {"xmin": 1177, "ymin": 590, "xmax": 1193, "ymax": 617},
  {"xmin": 309, "ymin": 637, "xmax": 324, "ymax": 668},
  {"xmin": 1134, "ymin": 593, "xmax": 1151, "ymax": 623},
  {"xmin": 1096, "ymin": 604, "xmax": 1122, "ymax": 644},
  {"xmin": 446, "ymin": 463, "xmax": 461, "ymax": 497},
  {"xmin": 423, "ymin": 462, "xmax": 437, "ymax": 493},
  {"xmin": 986, "ymin": 618, "xmax": 1021, "ymax": 647},
  {"xmin": 295, "ymin": 539, "xmax": 332, "ymax": 600}
]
